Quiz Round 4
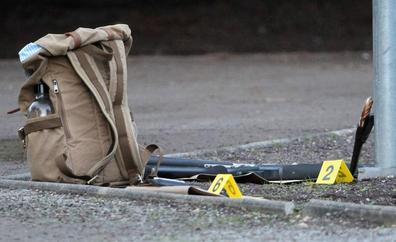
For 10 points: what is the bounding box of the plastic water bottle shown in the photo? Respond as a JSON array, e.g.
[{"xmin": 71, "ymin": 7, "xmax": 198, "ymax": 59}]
[{"xmin": 27, "ymin": 81, "xmax": 54, "ymax": 118}]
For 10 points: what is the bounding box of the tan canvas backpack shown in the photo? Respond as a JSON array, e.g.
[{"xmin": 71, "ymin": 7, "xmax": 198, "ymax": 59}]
[{"xmin": 17, "ymin": 24, "xmax": 159, "ymax": 186}]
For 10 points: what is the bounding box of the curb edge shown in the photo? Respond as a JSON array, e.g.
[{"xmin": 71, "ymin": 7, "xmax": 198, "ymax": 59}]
[{"xmin": 0, "ymin": 179, "xmax": 295, "ymax": 216}]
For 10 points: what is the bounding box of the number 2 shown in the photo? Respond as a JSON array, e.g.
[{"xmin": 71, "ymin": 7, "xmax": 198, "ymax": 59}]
[{"xmin": 322, "ymin": 165, "xmax": 334, "ymax": 180}]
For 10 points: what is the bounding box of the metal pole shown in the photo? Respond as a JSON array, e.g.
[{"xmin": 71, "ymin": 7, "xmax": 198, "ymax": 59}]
[{"xmin": 373, "ymin": 0, "xmax": 396, "ymax": 169}]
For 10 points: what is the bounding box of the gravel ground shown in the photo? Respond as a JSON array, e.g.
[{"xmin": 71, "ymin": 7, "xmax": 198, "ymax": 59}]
[
  {"xmin": 237, "ymin": 177, "xmax": 396, "ymax": 206},
  {"xmin": 2, "ymin": 129, "xmax": 396, "ymax": 207},
  {"xmin": 180, "ymin": 131, "xmax": 396, "ymax": 206},
  {"xmin": 185, "ymin": 130, "xmax": 375, "ymax": 166},
  {"xmin": 1, "ymin": 132, "xmax": 396, "ymax": 240},
  {"xmin": 0, "ymin": 130, "xmax": 396, "ymax": 206},
  {"xmin": 0, "ymin": 188, "xmax": 395, "ymax": 242}
]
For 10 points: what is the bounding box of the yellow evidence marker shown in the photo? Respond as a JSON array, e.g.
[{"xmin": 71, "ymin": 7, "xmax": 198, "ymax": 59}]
[
  {"xmin": 316, "ymin": 159, "xmax": 354, "ymax": 184},
  {"xmin": 208, "ymin": 174, "xmax": 243, "ymax": 198}
]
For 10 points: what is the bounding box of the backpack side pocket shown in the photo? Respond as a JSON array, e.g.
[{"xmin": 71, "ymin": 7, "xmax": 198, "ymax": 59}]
[{"xmin": 25, "ymin": 114, "xmax": 82, "ymax": 183}]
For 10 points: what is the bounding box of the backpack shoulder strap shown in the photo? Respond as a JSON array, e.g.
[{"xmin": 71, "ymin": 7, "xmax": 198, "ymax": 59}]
[
  {"xmin": 65, "ymin": 48, "xmax": 119, "ymax": 183},
  {"xmin": 103, "ymin": 39, "xmax": 146, "ymax": 184}
]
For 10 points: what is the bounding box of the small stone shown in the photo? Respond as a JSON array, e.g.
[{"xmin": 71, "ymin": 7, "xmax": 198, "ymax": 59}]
[
  {"xmin": 302, "ymin": 216, "xmax": 311, "ymax": 222},
  {"xmin": 297, "ymin": 222, "xmax": 309, "ymax": 228}
]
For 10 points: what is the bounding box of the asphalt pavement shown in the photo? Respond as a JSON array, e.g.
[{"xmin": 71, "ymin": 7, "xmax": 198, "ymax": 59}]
[{"xmin": 1, "ymin": 52, "xmax": 372, "ymax": 152}]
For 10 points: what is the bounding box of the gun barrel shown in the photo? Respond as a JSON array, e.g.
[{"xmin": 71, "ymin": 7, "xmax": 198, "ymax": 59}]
[
  {"xmin": 145, "ymin": 165, "xmax": 228, "ymax": 178},
  {"xmin": 146, "ymin": 156, "xmax": 325, "ymax": 181},
  {"xmin": 147, "ymin": 156, "xmax": 233, "ymax": 167}
]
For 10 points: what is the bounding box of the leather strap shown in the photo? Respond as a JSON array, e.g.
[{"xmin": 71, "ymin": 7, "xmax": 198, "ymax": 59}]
[
  {"xmin": 105, "ymin": 40, "xmax": 145, "ymax": 184},
  {"xmin": 65, "ymin": 31, "xmax": 82, "ymax": 49},
  {"xmin": 79, "ymin": 45, "xmax": 113, "ymax": 61},
  {"xmin": 66, "ymin": 50, "xmax": 119, "ymax": 181},
  {"xmin": 102, "ymin": 28, "xmax": 116, "ymax": 40},
  {"xmin": 7, "ymin": 108, "xmax": 20, "ymax": 114},
  {"xmin": 24, "ymin": 115, "xmax": 62, "ymax": 135},
  {"xmin": 108, "ymin": 41, "xmax": 124, "ymax": 105},
  {"xmin": 76, "ymin": 51, "xmax": 118, "ymax": 178},
  {"xmin": 145, "ymin": 144, "xmax": 164, "ymax": 178},
  {"xmin": 75, "ymin": 51, "xmax": 112, "ymax": 113},
  {"xmin": 124, "ymin": 37, "xmax": 132, "ymax": 56}
]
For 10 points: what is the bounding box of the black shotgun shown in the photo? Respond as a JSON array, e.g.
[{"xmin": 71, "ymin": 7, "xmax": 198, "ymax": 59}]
[{"xmin": 145, "ymin": 97, "xmax": 373, "ymax": 183}]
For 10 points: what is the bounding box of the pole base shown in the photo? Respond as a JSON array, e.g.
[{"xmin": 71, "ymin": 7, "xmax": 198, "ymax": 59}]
[{"xmin": 358, "ymin": 167, "xmax": 396, "ymax": 180}]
